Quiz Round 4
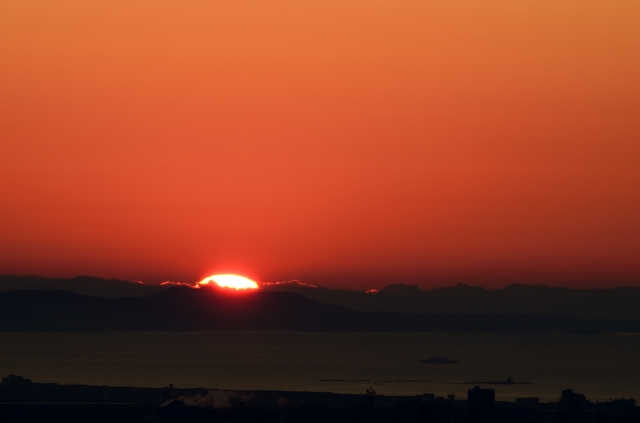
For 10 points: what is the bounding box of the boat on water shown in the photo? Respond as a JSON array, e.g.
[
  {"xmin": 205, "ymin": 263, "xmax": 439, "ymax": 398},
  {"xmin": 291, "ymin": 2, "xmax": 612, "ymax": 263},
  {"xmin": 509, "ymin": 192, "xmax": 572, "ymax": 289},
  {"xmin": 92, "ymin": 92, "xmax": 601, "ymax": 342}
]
[{"xmin": 420, "ymin": 353, "xmax": 460, "ymax": 364}]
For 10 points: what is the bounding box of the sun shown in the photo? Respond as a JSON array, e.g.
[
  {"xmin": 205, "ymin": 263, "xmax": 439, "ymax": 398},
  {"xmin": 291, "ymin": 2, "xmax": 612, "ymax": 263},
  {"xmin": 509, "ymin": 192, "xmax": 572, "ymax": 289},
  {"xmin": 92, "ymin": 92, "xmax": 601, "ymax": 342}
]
[{"xmin": 198, "ymin": 274, "xmax": 259, "ymax": 290}]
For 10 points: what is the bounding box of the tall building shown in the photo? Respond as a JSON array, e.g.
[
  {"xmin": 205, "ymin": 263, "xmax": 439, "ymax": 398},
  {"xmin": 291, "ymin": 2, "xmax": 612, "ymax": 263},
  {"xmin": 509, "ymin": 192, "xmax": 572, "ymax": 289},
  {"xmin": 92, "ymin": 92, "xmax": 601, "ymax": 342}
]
[
  {"xmin": 559, "ymin": 389, "xmax": 587, "ymax": 422},
  {"xmin": 468, "ymin": 386, "xmax": 495, "ymax": 423}
]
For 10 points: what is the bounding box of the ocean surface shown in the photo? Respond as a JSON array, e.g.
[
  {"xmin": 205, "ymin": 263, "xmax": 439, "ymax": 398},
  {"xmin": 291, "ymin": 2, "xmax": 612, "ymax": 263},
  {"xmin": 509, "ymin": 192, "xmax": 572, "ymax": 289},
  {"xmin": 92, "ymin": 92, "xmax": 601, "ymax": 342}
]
[{"xmin": 1, "ymin": 332, "xmax": 639, "ymax": 402}]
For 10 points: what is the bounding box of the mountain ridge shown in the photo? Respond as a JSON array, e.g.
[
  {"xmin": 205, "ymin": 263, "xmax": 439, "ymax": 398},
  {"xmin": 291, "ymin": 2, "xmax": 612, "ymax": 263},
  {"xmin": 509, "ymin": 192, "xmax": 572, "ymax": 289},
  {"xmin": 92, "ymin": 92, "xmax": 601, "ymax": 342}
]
[
  {"xmin": 262, "ymin": 281, "xmax": 640, "ymax": 320},
  {"xmin": 1, "ymin": 286, "xmax": 640, "ymax": 333},
  {"xmin": 2, "ymin": 275, "xmax": 640, "ymax": 320},
  {"xmin": 0, "ymin": 275, "xmax": 168, "ymax": 298}
]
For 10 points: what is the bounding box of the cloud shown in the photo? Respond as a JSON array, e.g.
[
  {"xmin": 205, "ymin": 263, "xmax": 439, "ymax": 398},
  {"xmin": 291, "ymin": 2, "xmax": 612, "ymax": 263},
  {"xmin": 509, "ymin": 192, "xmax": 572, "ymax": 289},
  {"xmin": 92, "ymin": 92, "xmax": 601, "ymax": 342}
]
[
  {"xmin": 260, "ymin": 280, "xmax": 317, "ymax": 288},
  {"xmin": 160, "ymin": 281, "xmax": 198, "ymax": 288}
]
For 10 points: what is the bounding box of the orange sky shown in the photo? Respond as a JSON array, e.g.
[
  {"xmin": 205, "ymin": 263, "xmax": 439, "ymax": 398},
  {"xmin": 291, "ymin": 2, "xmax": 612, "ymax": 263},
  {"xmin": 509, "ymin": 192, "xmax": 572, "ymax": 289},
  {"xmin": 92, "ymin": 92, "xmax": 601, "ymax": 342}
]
[{"xmin": 1, "ymin": 0, "xmax": 639, "ymax": 289}]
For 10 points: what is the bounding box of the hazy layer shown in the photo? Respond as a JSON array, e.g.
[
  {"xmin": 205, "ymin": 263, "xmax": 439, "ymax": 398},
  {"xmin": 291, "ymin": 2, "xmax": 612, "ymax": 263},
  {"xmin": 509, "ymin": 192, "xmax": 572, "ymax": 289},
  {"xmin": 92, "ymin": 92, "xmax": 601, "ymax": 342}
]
[{"xmin": 1, "ymin": 332, "xmax": 638, "ymax": 401}]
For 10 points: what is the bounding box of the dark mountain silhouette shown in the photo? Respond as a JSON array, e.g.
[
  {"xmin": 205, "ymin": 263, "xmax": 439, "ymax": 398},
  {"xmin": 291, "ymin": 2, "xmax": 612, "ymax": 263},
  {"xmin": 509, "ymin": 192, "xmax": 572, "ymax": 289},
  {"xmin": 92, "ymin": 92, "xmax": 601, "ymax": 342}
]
[
  {"xmin": 0, "ymin": 275, "xmax": 169, "ymax": 298},
  {"xmin": 262, "ymin": 282, "xmax": 640, "ymax": 320},
  {"xmin": 1, "ymin": 286, "xmax": 639, "ymax": 333},
  {"xmin": 3, "ymin": 276, "xmax": 640, "ymax": 320}
]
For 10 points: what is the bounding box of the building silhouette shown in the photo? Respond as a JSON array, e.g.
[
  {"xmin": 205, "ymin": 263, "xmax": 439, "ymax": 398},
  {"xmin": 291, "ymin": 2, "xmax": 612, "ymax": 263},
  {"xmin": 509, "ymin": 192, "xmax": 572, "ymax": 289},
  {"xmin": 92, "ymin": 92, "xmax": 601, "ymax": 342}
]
[
  {"xmin": 1, "ymin": 375, "xmax": 33, "ymax": 388},
  {"xmin": 515, "ymin": 397, "xmax": 540, "ymax": 410},
  {"xmin": 560, "ymin": 389, "xmax": 587, "ymax": 422},
  {"xmin": 468, "ymin": 386, "xmax": 495, "ymax": 423}
]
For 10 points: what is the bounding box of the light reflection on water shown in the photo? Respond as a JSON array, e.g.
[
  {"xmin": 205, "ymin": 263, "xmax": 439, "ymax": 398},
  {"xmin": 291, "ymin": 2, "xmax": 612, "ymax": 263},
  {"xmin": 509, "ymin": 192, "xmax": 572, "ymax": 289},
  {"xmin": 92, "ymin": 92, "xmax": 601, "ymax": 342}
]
[{"xmin": 1, "ymin": 332, "xmax": 639, "ymax": 401}]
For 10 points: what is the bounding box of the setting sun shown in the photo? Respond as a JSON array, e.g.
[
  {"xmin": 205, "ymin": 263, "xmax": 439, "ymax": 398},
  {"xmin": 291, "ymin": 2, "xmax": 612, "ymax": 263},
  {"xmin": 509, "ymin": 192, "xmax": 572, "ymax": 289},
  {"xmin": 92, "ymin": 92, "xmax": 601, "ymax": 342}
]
[{"xmin": 198, "ymin": 274, "xmax": 259, "ymax": 290}]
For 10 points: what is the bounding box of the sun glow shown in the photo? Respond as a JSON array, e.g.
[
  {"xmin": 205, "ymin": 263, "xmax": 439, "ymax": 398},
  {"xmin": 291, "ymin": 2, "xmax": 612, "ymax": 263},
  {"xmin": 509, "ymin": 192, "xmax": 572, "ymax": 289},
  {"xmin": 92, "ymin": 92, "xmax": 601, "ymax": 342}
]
[{"xmin": 198, "ymin": 274, "xmax": 259, "ymax": 290}]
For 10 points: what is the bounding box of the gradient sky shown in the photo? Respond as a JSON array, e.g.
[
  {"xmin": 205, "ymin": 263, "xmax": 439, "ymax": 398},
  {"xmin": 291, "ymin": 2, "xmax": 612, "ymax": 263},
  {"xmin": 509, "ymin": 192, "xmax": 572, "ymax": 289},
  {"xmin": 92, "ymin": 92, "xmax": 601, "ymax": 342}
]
[{"xmin": 1, "ymin": 0, "xmax": 639, "ymax": 289}]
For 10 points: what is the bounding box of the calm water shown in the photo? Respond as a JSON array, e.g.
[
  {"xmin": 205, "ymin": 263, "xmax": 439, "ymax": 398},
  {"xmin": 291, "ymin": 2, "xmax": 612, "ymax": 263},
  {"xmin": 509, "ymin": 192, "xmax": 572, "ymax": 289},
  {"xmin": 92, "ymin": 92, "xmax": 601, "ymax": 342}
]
[{"xmin": 1, "ymin": 332, "xmax": 639, "ymax": 401}]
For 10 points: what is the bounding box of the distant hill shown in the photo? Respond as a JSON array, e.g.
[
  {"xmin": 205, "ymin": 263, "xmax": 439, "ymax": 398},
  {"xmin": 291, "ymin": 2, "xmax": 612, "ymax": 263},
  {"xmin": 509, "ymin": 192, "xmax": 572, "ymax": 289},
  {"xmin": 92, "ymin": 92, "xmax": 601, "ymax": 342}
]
[
  {"xmin": 1, "ymin": 286, "xmax": 639, "ymax": 333},
  {"xmin": 261, "ymin": 282, "xmax": 640, "ymax": 320},
  {"xmin": 3, "ymin": 275, "xmax": 640, "ymax": 320},
  {"xmin": 0, "ymin": 275, "xmax": 169, "ymax": 298}
]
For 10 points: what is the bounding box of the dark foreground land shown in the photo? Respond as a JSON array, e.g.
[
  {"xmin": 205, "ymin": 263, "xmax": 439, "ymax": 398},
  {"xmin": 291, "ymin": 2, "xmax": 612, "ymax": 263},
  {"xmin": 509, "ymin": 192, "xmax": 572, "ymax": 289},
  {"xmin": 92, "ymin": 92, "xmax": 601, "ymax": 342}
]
[{"xmin": 1, "ymin": 375, "xmax": 638, "ymax": 423}]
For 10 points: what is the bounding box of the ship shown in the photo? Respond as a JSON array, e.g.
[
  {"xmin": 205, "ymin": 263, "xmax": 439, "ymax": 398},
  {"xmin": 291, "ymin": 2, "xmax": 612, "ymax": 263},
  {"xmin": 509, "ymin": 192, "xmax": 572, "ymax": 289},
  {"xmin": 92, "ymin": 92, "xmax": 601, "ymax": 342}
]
[{"xmin": 420, "ymin": 353, "xmax": 460, "ymax": 364}]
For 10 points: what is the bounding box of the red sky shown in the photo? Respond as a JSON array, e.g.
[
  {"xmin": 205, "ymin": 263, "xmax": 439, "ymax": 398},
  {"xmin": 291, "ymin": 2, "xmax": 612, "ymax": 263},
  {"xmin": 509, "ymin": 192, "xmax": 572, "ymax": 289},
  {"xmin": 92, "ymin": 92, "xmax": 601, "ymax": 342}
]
[{"xmin": 1, "ymin": 0, "xmax": 639, "ymax": 289}]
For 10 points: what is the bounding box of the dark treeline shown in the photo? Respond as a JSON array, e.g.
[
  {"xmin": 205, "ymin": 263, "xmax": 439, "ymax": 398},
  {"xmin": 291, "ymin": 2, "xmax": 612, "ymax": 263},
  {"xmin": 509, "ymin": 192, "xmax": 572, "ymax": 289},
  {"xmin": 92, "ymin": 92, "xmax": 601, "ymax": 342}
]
[{"xmin": 1, "ymin": 287, "xmax": 640, "ymax": 333}]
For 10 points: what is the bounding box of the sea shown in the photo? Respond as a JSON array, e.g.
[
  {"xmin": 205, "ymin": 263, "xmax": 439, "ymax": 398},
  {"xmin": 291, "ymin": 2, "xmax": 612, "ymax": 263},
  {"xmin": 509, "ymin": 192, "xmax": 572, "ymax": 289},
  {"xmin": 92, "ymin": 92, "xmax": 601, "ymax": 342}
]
[{"xmin": 1, "ymin": 332, "xmax": 638, "ymax": 402}]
